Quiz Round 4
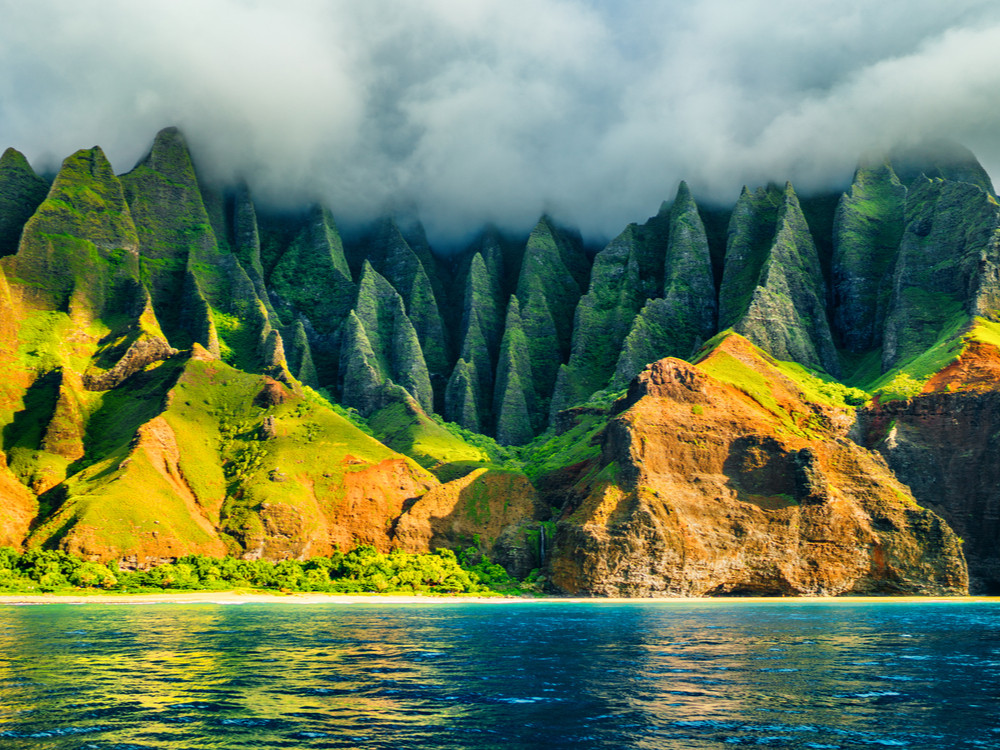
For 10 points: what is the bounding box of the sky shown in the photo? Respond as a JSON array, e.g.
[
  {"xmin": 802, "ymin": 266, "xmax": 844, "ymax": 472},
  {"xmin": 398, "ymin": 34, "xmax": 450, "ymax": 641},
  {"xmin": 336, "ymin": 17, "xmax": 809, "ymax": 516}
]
[{"xmin": 2, "ymin": 0, "xmax": 1000, "ymax": 246}]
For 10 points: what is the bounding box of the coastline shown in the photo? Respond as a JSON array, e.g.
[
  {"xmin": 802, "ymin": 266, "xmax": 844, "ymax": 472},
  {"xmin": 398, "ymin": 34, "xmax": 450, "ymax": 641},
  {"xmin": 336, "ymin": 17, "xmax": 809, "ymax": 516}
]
[{"xmin": 2, "ymin": 591, "xmax": 999, "ymax": 606}]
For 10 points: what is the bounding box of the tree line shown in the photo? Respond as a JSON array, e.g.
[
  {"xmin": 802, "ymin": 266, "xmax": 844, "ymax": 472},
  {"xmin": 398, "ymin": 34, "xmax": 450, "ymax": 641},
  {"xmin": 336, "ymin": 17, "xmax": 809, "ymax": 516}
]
[{"xmin": 0, "ymin": 545, "xmax": 531, "ymax": 596}]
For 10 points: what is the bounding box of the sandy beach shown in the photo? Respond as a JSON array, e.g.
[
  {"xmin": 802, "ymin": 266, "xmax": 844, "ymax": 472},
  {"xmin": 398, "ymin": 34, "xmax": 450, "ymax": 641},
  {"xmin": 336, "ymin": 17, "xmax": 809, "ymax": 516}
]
[{"xmin": 1, "ymin": 591, "xmax": 998, "ymax": 606}]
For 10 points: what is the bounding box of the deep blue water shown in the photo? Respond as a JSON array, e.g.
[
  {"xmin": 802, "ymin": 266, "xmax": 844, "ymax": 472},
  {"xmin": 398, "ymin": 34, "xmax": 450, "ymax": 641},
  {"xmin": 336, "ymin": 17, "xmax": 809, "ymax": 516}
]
[{"xmin": 0, "ymin": 600, "xmax": 998, "ymax": 749}]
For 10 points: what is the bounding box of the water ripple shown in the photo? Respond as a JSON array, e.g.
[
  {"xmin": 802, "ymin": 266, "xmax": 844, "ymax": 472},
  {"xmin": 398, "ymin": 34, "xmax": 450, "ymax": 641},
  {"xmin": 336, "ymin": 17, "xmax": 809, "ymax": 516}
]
[{"xmin": 0, "ymin": 601, "xmax": 998, "ymax": 748}]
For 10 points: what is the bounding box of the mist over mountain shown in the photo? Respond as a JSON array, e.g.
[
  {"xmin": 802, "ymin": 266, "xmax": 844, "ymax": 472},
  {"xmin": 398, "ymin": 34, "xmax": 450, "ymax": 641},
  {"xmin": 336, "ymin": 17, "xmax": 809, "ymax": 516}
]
[{"xmin": 2, "ymin": 0, "xmax": 1000, "ymax": 245}]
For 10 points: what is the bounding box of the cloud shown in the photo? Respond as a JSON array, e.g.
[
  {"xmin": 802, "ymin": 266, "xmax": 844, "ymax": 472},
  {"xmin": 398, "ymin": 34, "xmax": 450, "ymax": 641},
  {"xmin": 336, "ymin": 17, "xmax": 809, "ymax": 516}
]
[{"xmin": 1, "ymin": 0, "xmax": 999, "ymax": 246}]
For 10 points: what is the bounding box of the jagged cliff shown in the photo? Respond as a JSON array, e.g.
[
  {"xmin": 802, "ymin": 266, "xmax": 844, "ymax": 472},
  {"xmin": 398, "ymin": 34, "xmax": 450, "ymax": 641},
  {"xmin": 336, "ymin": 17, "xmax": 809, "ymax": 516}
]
[
  {"xmin": 547, "ymin": 338, "xmax": 966, "ymax": 596},
  {"xmin": 858, "ymin": 324, "xmax": 1000, "ymax": 592},
  {"xmin": 2, "ymin": 126, "xmax": 1000, "ymax": 595}
]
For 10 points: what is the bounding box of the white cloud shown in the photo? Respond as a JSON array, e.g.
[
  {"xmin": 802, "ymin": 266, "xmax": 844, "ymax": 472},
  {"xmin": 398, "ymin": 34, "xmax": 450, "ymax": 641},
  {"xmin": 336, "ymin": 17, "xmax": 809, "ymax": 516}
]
[{"xmin": 1, "ymin": 0, "xmax": 998, "ymax": 244}]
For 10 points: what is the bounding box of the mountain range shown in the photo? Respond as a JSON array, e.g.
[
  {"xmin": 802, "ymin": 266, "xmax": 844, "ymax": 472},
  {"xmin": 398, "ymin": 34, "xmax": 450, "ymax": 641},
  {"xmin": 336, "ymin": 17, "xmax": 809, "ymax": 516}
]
[{"xmin": 1, "ymin": 127, "xmax": 998, "ymax": 595}]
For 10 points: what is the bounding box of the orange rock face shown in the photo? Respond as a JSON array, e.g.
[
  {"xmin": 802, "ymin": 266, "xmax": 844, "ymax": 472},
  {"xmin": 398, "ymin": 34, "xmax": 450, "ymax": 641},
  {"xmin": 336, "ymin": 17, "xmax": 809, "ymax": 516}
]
[
  {"xmin": 0, "ymin": 451, "xmax": 36, "ymax": 548},
  {"xmin": 548, "ymin": 353, "xmax": 968, "ymax": 597},
  {"xmin": 393, "ymin": 468, "xmax": 542, "ymax": 554},
  {"xmin": 923, "ymin": 340, "xmax": 1000, "ymax": 394}
]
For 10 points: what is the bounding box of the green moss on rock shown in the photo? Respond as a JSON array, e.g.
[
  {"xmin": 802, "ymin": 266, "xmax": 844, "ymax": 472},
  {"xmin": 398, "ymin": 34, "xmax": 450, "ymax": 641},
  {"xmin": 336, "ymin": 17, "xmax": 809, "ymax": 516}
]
[
  {"xmin": 515, "ymin": 218, "xmax": 588, "ymax": 395},
  {"xmin": 341, "ymin": 263, "xmax": 433, "ymax": 414},
  {"xmin": 882, "ymin": 177, "xmax": 1000, "ymax": 371},
  {"xmin": 720, "ymin": 183, "xmax": 839, "ymax": 375},
  {"xmin": 493, "ymin": 297, "xmax": 537, "ymax": 445},
  {"xmin": 366, "ymin": 218, "xmax": 449, "ymax": 386},
  {"xmin": 611, "ymin": 181, "xmax": 717, "ymax": 389},
  {"xmin": 444, "ymin": 357, "xmax": 481, "ymax": 433},
  {"xmin": 832, "ymin": 161, "xmax": 906, "ymax": 353},
  {"xmin": 6, "ymin": 146, "xmax": 141, "ymax": 318},
  {"xmin": 122, "ymin": 128, "xmax": 284, "ymax": 377}
]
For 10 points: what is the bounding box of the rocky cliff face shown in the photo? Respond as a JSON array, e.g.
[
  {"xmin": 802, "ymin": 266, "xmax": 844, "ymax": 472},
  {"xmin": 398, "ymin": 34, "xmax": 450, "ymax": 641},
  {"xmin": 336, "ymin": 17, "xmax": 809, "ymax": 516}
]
[
  {"xmin": 1, "ymin": 127, "xmax": 995, "ymax": 597},
  {"xmin": 612, "ymin": 181, "xmax": 717, "ymax": 389},
  {"xmin": 881, "ymin": 177, "xmax": 1000, "ymax": 370},
  {"xmin": 340, "ymin": 262, "xmax": 433, "ymax": 415},
  {"xmin": 864, "ymin": 390, "xmax": 1000, "ymax": 593},
  {"xmin": 0, "ymin": 148, "xmax": 48, "ymax": 258},
  {"xmin": 547, "ymin": 340, "xmax": 967, "ymax": 596},
  {"xmin": 721, "ymin": 183, "xmax": 839, "ymax": 376},
  {"xmin": 831, "ymin": 161, "xmax": 906, "ymax": 353},
  {"xmin": 859, "ymin": 336, "xmax": 1000, "ymax": 592}
]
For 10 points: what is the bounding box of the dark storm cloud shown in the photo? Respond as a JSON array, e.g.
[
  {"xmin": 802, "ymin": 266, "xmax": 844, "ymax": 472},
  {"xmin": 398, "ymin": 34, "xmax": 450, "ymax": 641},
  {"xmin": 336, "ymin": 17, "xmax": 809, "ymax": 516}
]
[{"xmin": 1, "ymin": 0, "xmax": 999, "ymax": 245}]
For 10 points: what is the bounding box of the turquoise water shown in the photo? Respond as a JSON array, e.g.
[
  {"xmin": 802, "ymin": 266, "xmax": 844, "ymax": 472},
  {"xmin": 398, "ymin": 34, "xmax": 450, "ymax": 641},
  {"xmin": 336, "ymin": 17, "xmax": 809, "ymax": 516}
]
[{"xmin": 0, "ymin": 601, "xmax": 998, "ymax": 749}]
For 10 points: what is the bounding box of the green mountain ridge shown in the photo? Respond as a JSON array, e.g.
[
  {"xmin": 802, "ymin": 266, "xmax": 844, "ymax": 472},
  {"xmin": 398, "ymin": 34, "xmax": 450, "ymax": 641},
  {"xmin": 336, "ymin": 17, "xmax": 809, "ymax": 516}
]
[{"xmin": 2, "ymin": 127, "xmax": 1000, "ymax": 594}]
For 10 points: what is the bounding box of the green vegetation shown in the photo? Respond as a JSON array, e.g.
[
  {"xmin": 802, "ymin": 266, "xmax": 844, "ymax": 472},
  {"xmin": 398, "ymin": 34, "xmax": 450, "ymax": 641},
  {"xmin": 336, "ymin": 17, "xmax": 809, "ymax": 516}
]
[
  {"xmin": 3, "ymin": 126, "xmax": 1000, "ymax": 581},
  {"xmin": 368, "ymin": 400, "xmax": 491, "ymax": 478},
  {"xmin": 968, "ymin": 317, "xmax": 1000, "ymax": 348},
  {"xmin": 866, "ymin": 313, "xmax": 968, "ymax": 400},
  {"xmin": 0, "ymin": 545, "xmax": 526, "ymax": 595},
  {"xmin": 876, "ymin": 373, "xmax": 925, "ymax": 402},
  {"xmin": 444, "ymin": 357, "xmax": 482, "ymax": 432},
  {"xmin": 493, "ymin": 297, "xmax": 537, "ymax": 444},
  {"xmin": 366, "ymin": 218, "xmax": 449, "ymax": 381},
  {"xmin": 696, "ymin": 333, "xmax": 866, "ymax": 438},
  {"xmin": 5, "ymin": 147, "xmax": 142, "ymax": 323},
  {"xmin": 447, "ymin": 254, "xmax": 501, "ymax": 431},
  {"xmin": 513, "ymin": 217, "xmax": 589, "ymax": 421},
  {"xmin": 345, "ymin": 262, "xmax": 434, "ymax": 413},
  {"xmin": 558, "ymin": 224, "xmax": 647, "ymax": 406},
  {"xmin": 881, "ymin": 176, "xmax": 999, "ymax": 373},
  {"xmin": 522, "ymin": 412, "xmax": 606, "ymax": 482},
  {"xmin": 0, "ymin": 147, "xmax": 49, "ymax": 257},
  {"xmin": 718, "ymin": 185, "xmax": 782, "ymax": 330},
  {"xmin": 766, "ymin": 358, "xmax": 869, "ymax": 407},
  {"xmin": 698, "ymin": 350, "xmax": 785, "ymax": 416},
  {"xmin": 268, "ymin": 205, "xmax": 355, "ymax": 337},
  {"xmin": 740, "ymin": 185, "xmax": 840, "ymax": 374},
  {"xmin": 606, "ymin": 182, "xmax": 719, "ymax": 392},
  {"xmin": 559, "ymin": 184, "xmax": 715, "ymax": 407},
  {"xmin": 857, "ymin": 316, "xmax": 1000, "ymax": 402},
  {"xmin": 831, "ymin": 161, "xmax": 905, "ymax": 353}
]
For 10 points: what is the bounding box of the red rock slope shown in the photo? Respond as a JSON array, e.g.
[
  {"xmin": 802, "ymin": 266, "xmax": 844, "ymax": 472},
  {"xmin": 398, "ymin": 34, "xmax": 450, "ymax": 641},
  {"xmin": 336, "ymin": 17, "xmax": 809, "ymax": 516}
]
[{"xmin": 548, "ymin": 336, "xmax": 968, "ymax": 596}]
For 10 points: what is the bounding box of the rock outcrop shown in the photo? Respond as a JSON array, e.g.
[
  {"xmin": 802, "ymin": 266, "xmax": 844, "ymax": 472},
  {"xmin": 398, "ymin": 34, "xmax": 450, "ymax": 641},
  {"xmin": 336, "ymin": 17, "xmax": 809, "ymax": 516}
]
[
  {"xmin": 393, "ymin": 468, "xmax": 543, "ymax": 557},
  {"xmin": 720, "ymin": 183, "xmax": 839, "ymax": 375},
  {"xmin": 860, "ymin": 333, "xmax": 1000, "ymax": 592},
  {"xmin": 6, "ymin": 145, "xmax": 141, "ymax": 316},
  {"xmin": 612, "ymin": 181, "xmax": 717, "ymax": 389},
  {"xmin": 865, "ymin": 389, "xmax": 1000, "ymax": 593},
  {"xmin": 547, "ymin": 338, "xmax": 967, "ymax": 596},
  {"xmin": 122, "ymin": 126, "xmax": 288, "ymax": 379},
  {"xmin": 881, "ymin": 177, "xmax": 1000, "ymax": 370},
  {"xmin": 445, "ymin": 248, "xmax": 504, "ymax": 431},
  {"xmin": 340, "ymin": 262, "xmax": 433, "ymax": 415},
  {"xmin": 492, "ymin": 297, "xmax": 537, "ymax": 445},
  {"xmin": 512, "ymin": 216, "xmax": 588, "ymax": 427},
  {"xmin": 367, "ymin": 218, "xmax": 449, "ymax": 388},
  {"xmin": 831, "ymin": 161, "xmax": 906, "ymax": 353},
  {"xmin": 267, "ymin": 204, "xmax": 355, "ymax": 382}
]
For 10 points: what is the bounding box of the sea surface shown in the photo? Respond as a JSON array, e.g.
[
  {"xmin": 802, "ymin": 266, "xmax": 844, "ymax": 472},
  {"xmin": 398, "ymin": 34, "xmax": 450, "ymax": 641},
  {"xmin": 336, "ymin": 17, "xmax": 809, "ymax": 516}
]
[{"xmin": 0, "ymin": 600, "xmax": 998, "ymax": 749}]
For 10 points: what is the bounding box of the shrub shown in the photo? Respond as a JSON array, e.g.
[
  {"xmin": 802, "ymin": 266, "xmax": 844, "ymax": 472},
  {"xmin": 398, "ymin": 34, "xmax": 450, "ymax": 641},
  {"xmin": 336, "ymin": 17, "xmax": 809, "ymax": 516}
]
[{"xmin": 0, "ymin": 543, "xmax": 531, "ymax": 596}]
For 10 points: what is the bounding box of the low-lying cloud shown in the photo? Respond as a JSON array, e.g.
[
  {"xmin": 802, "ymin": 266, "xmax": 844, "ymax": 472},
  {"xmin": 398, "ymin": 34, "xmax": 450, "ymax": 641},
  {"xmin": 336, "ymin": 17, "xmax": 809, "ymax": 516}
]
[{"xmin": 2, "ymin": 0, "xmax": 999, "ymax": 246}]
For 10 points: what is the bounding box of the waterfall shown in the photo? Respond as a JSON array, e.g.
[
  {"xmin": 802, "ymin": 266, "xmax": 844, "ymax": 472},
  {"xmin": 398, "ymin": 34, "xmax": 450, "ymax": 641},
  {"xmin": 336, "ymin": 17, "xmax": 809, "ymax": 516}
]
[{"xmin": 539, "ymin": 524, "xmax": 546, "ymax": 565}]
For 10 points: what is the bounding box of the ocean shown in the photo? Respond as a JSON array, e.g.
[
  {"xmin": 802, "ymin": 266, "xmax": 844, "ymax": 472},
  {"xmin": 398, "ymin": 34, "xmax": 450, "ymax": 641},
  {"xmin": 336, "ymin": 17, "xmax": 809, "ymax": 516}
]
[{"xmin": 1, "ymin": 600, "xmax": 998, "ymax": 748}]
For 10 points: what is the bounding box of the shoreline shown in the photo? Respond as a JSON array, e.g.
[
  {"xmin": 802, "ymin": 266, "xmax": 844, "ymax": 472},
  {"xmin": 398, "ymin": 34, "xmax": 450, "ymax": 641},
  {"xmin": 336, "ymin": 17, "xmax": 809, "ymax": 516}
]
[{"xmin": 2, "ymin": 591, "xmax": 999, "ymax": 606}]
